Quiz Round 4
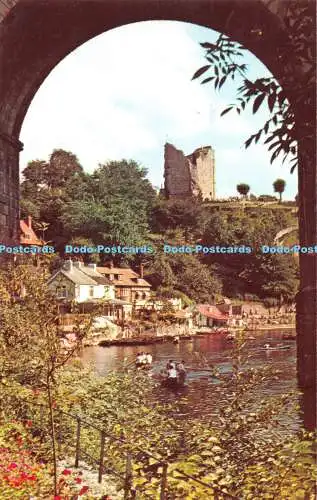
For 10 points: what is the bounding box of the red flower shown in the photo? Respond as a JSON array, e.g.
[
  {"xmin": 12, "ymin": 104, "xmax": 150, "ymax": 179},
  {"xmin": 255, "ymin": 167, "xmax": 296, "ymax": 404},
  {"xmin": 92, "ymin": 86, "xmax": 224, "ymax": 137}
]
[
  {"xmin": 62, "ymin": 468, "xmax": 72, "ymax": 475},
  {"xmin": 25, "ymin": 420, "xmax": 32, "ymax": 428},
  {"xmin": 54, "ymin": 496, "xmax": 62, "ymax": 500},
  {"xmin": 79, "ymin": 485, "xmax": 89, "ymax": 495},
  {"xmin": 8, "ymin": 462, "xmax": 18, "ymax": 470},
  {"xmin": 75, "ymin": 477, "xmax": 82, "ymax": 483}
]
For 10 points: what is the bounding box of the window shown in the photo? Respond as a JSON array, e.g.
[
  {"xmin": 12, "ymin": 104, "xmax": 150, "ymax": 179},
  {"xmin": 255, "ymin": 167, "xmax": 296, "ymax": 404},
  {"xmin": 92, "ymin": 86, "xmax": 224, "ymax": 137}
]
[
  {"xmin": 89, "ymin": 286, "xmax": 94, "ymax": 298},
  {"xmin": 57, "ymin": 285, "xmax": 67, "ymax": 299}
]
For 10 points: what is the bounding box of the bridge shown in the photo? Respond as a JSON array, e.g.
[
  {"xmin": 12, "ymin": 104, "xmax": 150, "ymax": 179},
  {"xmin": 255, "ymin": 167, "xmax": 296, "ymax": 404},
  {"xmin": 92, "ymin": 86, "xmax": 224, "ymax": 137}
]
[{"xmin": 0, "ymin": 0, "xmax": 315, "ymax": 419}]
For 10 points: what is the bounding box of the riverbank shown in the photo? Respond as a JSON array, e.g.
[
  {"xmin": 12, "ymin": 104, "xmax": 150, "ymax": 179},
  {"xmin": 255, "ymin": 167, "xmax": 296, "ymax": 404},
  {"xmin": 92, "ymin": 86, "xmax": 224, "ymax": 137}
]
[
  {"xmin": 98, "ymin": 334, "xmax": 193, "ymax": 347},
  {"xmin": 94, "ymin": 324, "xmax": 295, "ymax": 348},
  {"xmin": 246, "ymin": 324, "xmax": 295, "ymax": 331}
]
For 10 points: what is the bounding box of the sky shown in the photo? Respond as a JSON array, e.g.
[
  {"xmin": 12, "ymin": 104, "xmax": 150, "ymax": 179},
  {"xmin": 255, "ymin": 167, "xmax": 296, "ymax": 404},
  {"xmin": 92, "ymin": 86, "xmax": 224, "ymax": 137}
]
[{"xmin": 19, "ymin": 21, "xmax": 298, "ymax": 199}]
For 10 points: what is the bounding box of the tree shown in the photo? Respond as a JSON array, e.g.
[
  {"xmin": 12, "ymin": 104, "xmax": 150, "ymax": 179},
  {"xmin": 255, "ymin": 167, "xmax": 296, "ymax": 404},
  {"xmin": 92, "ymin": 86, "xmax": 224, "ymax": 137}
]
[
  {"xmin": 236, "ymin": 183, "xmax": 250, "ymax": 198},
  {"xmin": 0, "ymin": 263, "xmax": 94, "ymax": 494},
  {"xmin": 20, "ymin": 198, "xmax": 40, "ymax": 221},
  {"xmin": 273, "ymin": 178, "xmax": 286, "ymax": 203},
  {"xmin": 150, "ymin": 198, "xmax": 207, "ymax": 239},
  {"xmin": 22, "ymin": 160, "xmax": 47, "ymax": 186},
  {"xmin": 148, "ymin": 252, "xmax": 222, "ymax": 303},
  {"xmin": 92, "ymin": 160, "xmax": 156, "ymax": 210},
  {"xmin": 22, "ymin": 150, "xmax": 83, "ymax": 191},
  {"xmin": 21, "ymin": 155, "xmax": 156, "ymax": 251},
  {"xmin": 43, "ymin": 149, "xmax": 83, "ymax": 190},
  {"xmin": 20, "ymin": 150, "xmax": 86, "ymax": 246},
  {"xmin": 61, "ymin": 199, "xmax": 150, "ymax": 248}
]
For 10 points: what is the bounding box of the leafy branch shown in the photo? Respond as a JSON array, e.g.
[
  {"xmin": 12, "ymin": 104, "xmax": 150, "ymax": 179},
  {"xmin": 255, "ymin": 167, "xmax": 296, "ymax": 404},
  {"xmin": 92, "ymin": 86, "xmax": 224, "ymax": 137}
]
[{"xmin": 192, "ymin": 2, "xmax": 314, "ymax": 173}]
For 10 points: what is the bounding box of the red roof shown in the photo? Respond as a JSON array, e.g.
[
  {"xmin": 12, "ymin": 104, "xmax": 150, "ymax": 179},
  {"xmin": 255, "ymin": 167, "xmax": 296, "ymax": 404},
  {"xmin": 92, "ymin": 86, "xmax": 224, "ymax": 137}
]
[
  {"xmin": 97, "ymin": 266, "xmax": 151, "ymax": 288},
  {"xmin": 20, "ymin": 216, "xmax": 43, "ymax": 246},
  {"xmin": 197, "ymin": 304, "xmax": 229, "ymax": 320}
]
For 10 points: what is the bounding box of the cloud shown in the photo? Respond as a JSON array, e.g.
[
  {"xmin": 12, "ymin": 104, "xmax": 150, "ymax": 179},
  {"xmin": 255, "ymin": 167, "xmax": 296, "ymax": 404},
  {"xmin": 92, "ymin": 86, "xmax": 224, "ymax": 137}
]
[{"xmin": 19, "ymin": 21, "xmax": 297, "ymax": 198}]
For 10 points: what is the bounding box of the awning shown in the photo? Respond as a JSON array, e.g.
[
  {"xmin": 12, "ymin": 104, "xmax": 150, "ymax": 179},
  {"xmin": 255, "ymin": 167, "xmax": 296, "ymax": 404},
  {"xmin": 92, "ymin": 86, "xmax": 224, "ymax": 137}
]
[{"xmin": 196, "ymin": 305, "xmax": 229, "ymax": 320}]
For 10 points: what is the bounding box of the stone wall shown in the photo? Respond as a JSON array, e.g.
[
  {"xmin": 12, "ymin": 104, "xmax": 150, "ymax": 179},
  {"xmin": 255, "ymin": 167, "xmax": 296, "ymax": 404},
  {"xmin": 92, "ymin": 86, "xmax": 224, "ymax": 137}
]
[
  {"xmin": 163, "ymin": 143, "xmax": 191, "ymax": 199},
  {"xmin": 164, "ymin": 143, "xmax": 215, "ymax": 200},
  {"xmin": 0, "ymin": 0, "xmax": 18, "ymax": 23},
  {"xmin": 187, "ymin": 146, "xmax": 216, "ymax": 200},
  {"xmin": 0, "ymin": 133, "xmax": 21, "ymax": 243}
]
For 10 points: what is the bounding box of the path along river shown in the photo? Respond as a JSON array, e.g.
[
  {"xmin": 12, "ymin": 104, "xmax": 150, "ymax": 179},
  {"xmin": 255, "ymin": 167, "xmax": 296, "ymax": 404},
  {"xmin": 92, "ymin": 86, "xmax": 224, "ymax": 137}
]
[{"xmin": 81, "ymin": 329, "xmax": 302, "ymax": 431}]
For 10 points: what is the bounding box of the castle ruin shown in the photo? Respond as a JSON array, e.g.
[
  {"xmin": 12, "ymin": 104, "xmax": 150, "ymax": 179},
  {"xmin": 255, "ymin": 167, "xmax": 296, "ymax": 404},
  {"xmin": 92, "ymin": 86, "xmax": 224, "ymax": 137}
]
[{"xmin": 164, "ymin": 143, "xmax": 215, "ymax": 200}]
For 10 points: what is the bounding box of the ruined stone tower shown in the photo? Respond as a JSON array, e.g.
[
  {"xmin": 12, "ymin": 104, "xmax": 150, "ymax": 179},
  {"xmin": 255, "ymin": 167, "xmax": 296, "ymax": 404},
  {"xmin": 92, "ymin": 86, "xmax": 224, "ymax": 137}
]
[{"xmin": 164, "ymin": 143, "xmax": 215, "ymax": 200}]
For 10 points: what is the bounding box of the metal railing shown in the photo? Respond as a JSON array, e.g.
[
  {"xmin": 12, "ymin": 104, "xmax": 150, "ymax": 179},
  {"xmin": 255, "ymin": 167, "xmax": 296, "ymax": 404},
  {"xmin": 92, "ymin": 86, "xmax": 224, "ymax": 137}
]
[{"xmin": 2, "ymin": 396, "xmax": 238, "ymax": 499}]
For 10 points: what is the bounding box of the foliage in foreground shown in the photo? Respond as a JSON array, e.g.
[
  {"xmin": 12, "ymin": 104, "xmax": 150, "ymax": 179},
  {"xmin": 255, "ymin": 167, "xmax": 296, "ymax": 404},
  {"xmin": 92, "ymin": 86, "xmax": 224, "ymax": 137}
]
[
  {"xmin": 0, "ymin": 421, "xmax": 92, "ymax": 499},
  {"xmin": 0, "ymin": 265, "xmax": 315, "ymax": 498},
  {"xmin": 193, "ymin": 1, "xmax": 314, "ymax": 172},
  {"xmin": 1, "ymin": 359, "xmax": 315, "ymax": 499}
]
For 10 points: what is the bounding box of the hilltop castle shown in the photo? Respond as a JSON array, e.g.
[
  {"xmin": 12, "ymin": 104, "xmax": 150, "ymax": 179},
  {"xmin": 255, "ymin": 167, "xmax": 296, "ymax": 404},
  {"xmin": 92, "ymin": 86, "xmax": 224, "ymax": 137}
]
[{"xmin": 163, "ymin": 143, "xmax": 215, "ymax": 200}]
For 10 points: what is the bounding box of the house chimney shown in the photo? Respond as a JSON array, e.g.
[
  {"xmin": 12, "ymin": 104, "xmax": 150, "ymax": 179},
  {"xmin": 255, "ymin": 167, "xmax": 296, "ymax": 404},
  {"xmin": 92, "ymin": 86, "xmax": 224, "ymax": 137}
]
[
  {"xmin": 88, "ymin": 263, "xmax": 97, "ymax": 272},
  {"xmin": 63, "ymin": 259, "xmax": 73, "ymax": 271},
  {"xmin": 139, "ymin": 263, "xmax": 144, "ymax": 279},
  {"xmin": 73, "ymin": 261, "xmax": 82, "ymax": 269},
  {"xmin": 27, "ymin": 215, "xmax": 32, "ymax": 228},
  {"xmin": 109, "ymin": 260, "xmax": 114, "ymax": 269}
]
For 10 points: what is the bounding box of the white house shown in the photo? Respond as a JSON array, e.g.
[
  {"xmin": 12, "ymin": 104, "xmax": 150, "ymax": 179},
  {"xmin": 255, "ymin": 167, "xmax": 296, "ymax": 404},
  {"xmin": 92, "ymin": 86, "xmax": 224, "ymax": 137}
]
[{"xmin": 48, "ymin": 260, "xmax": 115, "ymax": 303}]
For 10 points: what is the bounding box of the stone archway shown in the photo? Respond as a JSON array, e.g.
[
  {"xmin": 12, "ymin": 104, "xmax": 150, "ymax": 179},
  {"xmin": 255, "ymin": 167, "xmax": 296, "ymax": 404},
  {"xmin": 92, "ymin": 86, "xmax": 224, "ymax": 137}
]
[{"xmin": 0, "ymin": 0, "xmax": 315, "ymax": 419}]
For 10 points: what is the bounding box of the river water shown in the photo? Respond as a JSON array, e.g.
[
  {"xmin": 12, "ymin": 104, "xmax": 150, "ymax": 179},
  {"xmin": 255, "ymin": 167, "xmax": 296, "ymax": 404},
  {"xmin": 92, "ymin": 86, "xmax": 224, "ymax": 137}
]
[{"xmin": 81, "ymin": 329, "xmax": 301, "ymax": 430}]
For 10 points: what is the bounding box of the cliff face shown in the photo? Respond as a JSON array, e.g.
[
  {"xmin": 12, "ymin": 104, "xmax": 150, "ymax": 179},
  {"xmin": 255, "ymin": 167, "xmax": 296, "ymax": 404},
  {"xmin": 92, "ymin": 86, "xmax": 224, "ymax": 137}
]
[{"xmin": 164, "ymin": 143, "xmax": 215, "ymax": 200}]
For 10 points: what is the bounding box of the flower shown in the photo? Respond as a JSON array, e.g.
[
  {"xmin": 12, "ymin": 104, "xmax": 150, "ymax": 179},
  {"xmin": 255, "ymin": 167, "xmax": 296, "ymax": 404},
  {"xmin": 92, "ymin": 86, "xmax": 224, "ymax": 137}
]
[
  {"xmin": 79, "ymin": 485, "xmax": 89, "ymax": 495},
  {"xmin": 62, "ymin": 468, "xmax": 72, "ymax": 475},
  {"xmin": 54, "ymin": 496, "xmax": 62, "ymax": 500},
  {"xmin": 8, "ymin": 462, "xmax": 18, "ymax": 470},
  {"xmin": 75, "ymin": 477, "xmax": 82, "ymax": 484},
  {"xmin": 27, "ymin": 474, "xmax": 37, "ymax": 481}
]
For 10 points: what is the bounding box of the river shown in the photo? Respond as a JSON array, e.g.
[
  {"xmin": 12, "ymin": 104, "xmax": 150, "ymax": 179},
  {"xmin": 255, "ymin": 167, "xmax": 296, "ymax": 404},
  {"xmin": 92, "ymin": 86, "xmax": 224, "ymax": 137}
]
[{"xmin": 81, "ymin": 329, "xmax": 301, "ymax": 431}]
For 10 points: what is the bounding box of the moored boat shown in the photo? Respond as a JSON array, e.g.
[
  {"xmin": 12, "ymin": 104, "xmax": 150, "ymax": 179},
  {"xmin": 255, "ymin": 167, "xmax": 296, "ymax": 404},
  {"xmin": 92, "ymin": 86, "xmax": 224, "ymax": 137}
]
[
  {"xmin": 136, "ymin": 362, "xmax": 152, "ymax": 370},
  {"xmin": 262, "ymin": 343, "xmax": 292, "ymax": 351},
  {"xmin": 161, "ymin": 377, "xmax": 187, "ymax": 389},
  {"xmin": 282, "ymin": 333, "xmax": 296, "ymax": 341}
]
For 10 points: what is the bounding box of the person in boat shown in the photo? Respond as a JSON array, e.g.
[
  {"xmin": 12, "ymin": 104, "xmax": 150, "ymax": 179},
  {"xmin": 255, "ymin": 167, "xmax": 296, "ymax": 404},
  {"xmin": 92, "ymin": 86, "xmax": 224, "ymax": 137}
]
[
  {"xmin": 176, "ymin": 360, "xmax": 186, "ymax": 385},
  {"xmin": 146, "ymin": 352, "xmax": 153, "ymax": 365},
  {"xmin": 136, "ymin": 352, "xmax": 143, "ymax": 366},
  {"xmin": 167, "ymin": 365, "xmax": 178, "ymax": 385},
  {"xmin": 166, "ymin": 359, "xmax": 175, "ymax": 370}
]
